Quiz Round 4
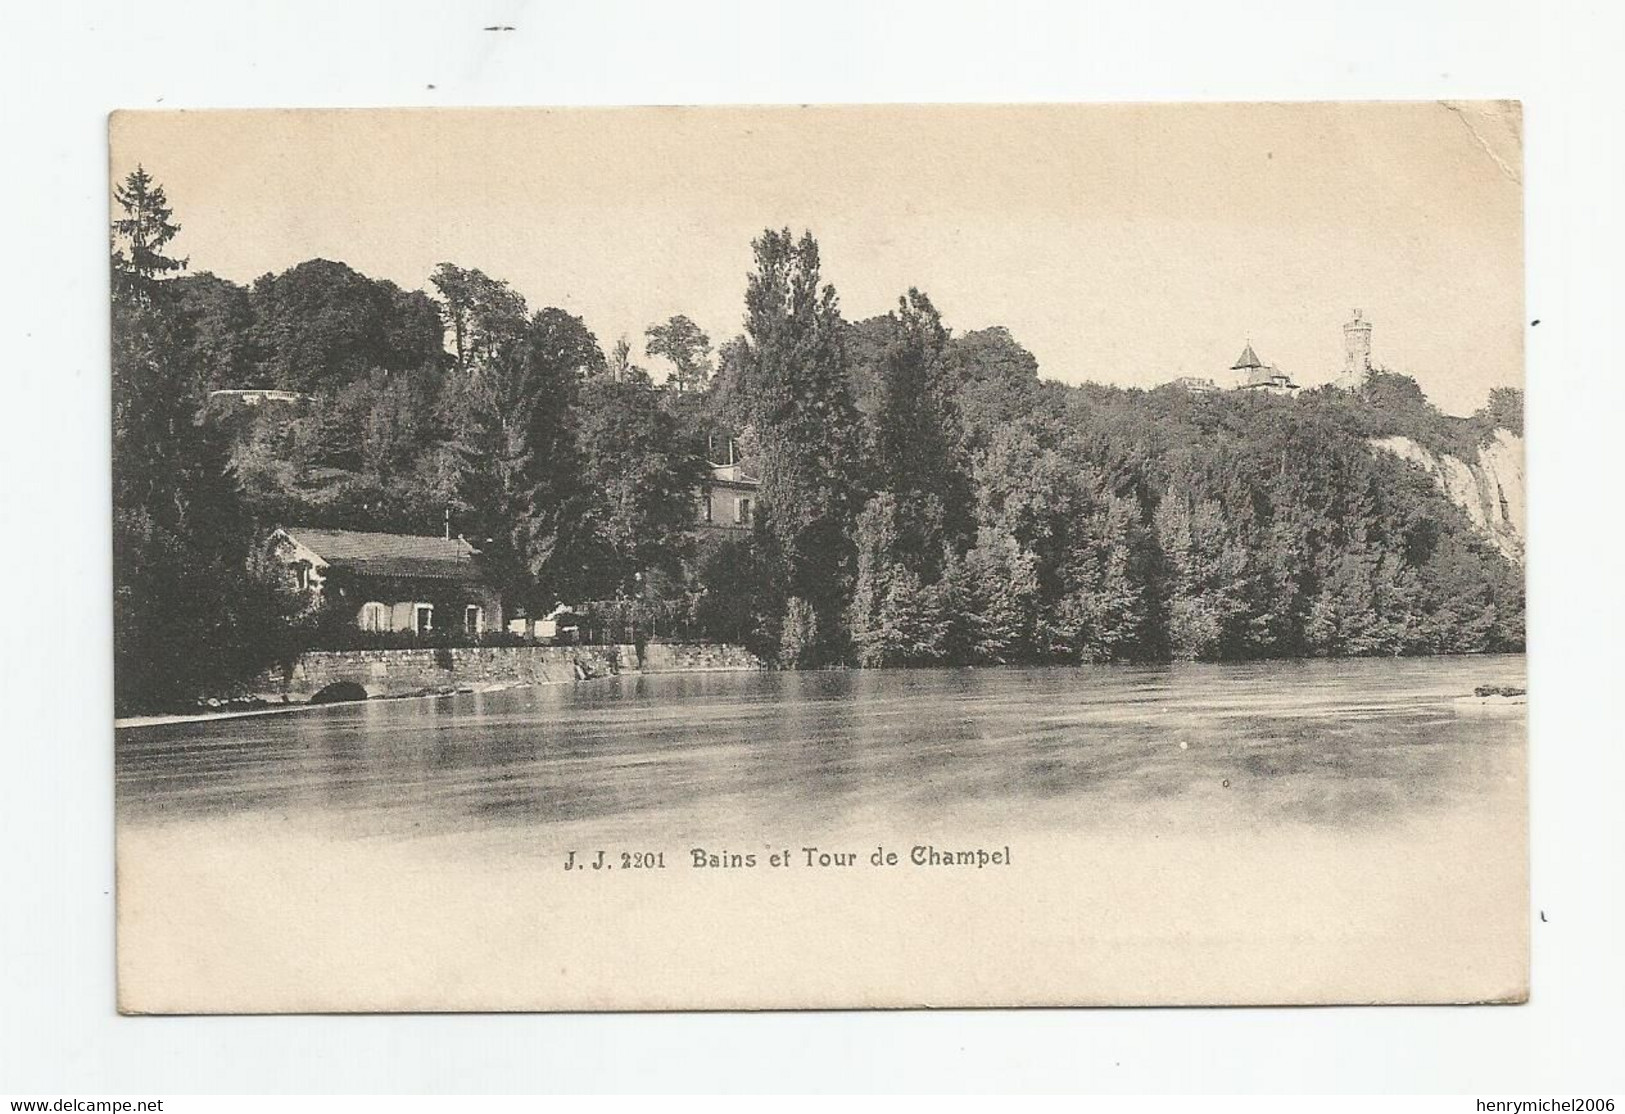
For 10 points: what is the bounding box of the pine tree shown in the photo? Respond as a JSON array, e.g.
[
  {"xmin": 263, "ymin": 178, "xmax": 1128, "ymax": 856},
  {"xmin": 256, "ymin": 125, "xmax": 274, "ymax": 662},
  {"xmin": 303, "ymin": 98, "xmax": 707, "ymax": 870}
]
[
  {"xmin": 111, "ymin": 167, "xmax": 292, "ymax": 712},
  {"xmin": 111, "ymin": 165, "xmax": 187, "ymax": 304},
  {"xmin": 451, "ymin": 308, "xmax": 605, "ymax": 612}
]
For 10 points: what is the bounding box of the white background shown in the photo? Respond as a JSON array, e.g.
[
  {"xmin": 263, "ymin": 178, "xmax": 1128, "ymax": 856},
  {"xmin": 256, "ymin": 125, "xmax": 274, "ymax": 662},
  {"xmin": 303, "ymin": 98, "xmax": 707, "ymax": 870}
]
[{"xmin": 2, "ymin": 0, "xmax": 1621, "ymax": 1095}]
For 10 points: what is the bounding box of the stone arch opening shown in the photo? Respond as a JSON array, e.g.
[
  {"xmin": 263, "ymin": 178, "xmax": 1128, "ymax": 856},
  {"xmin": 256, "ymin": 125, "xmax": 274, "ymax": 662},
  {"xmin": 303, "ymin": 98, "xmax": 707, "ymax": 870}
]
[{"xmin": 310, "ymin": 680, "xmax": 369, "ymax": 705}]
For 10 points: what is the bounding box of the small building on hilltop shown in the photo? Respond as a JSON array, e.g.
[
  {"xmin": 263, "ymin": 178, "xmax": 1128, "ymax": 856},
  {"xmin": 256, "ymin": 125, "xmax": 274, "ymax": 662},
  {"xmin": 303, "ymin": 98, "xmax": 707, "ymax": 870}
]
[
  {"xmin": 1229, "ymin": 341, "xmax": 1300, "ymax": 396},
  {"xmin": 268, "ymin": 526, "xmax": 503, "ymax": 636},
  {"xmin": 1167, "ymin": 314, "xmax": 1376, "ymax": 396},
  {"xmin": 208, "ymin": 388, "xmax": 314, "ymax": 407},
  {"xmin": 1167, "ymin": 375, "xmax": 1221, "ymax": 393}
]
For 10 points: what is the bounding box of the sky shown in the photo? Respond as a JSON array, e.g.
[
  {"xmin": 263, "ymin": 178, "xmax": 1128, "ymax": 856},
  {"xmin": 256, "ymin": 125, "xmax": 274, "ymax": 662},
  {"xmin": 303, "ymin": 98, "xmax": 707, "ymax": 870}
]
[{"xmin": 111, "ymin": 102, "xmax": 1524, "ymax": 415}]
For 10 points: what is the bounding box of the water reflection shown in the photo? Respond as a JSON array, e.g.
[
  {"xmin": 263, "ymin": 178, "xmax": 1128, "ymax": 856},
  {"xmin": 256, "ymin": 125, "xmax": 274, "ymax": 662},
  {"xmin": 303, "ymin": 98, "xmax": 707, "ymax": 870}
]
[{"xmin": 116, "ymin": 657, "xmax": 1525, "ymax": 843}]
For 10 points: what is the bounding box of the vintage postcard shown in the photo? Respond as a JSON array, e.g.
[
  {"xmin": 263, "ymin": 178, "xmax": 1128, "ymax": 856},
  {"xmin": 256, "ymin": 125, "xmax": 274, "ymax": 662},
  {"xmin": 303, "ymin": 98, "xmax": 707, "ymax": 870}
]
[{"xmin": 111, "ymin": 103, "xmax": 1527, "ymax": 1012}]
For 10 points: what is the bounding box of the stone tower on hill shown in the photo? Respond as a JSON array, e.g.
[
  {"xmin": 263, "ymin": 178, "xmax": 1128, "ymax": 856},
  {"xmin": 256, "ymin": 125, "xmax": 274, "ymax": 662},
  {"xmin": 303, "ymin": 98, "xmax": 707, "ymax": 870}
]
[{"xmin": 1337, "ymin": 309, "xmax": 1374, "ymax": 389}]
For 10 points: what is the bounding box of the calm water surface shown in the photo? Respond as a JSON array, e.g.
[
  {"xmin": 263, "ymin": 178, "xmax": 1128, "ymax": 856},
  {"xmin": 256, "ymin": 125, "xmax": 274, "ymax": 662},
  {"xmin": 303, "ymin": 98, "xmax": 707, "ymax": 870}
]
[{"xmin": 116, "ymin": 657, "xmax": 1526, "ymax": 848}]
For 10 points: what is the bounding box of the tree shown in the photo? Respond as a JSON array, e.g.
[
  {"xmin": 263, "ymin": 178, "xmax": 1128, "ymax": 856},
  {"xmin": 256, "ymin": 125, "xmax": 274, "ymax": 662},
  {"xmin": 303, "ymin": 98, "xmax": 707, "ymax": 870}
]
[
  {"xmin": 734, "ymin": 229, "xmax": 864, "ymax": 664},
  {"xmin": 358, "ymin": 367, "xmax": 437, "ymax": 480},
  {"xmin": 605, "ymin": 336, "xmax": 654, "ymax": 385},
  {"xmin": 866, "ymin": 288, "xmax": 974, "ymax": 573},
  {"xmin": 103, "ymin": 199, "xmax": 1529, "ymax": 682},
  {"xmin": 1305, "ymin": 544, "xmax": 1391, "ymax": 656},
  {"xmin": 845, "ymin": 294, "xmax": 979, "ymax": 661},
  {"xmin": 111, "ymin": 165, "xmax": 187, "ymax": 303},
  {"xmin": 111, "ymin": 299, "xmax": 235, "ymax": 554},
  {"xmin": 943, "ymin": 325, "xmax": 1042, "ymax": 454},
  {"xmin": 576, "ymin": 374, "xmax": 707, "ymax": 597},
  {"xmin": 849, "ymin": 493, "xmax": 951, "ymax": 666},
  {"xmin": 1154, "ymin": 483, "xmax": 1252, "ymax": 659},
  {"xmin": 250, "ymin": 260, "xmax": 447, "ymax": 392},
  {"xmin": 450, "ymin": 308, "xmax": 605, "ymax": 611},
  {"xmin": 430, "ymin": 263, "xmax": 529, "ymax": 374},
  {"xmin": 1043, "ymin": 491, "xmax": 1157, "ymax": 663},
  {"xmin": 951, "ymin": 535, "xmax": 1041, "ymax": 663},
  {"xmin": 1479, "ymin": 386, "xmax": 1524, "ymax": 437},
  {"xmin": 111, "ymin": 168, "xmax": 293, "ymax": 712},
  {"xmin": 692, "ymin": 534, "xmax": 781, "ymax": 658},
  {"xmin": 169, "ymin": 272, "xmax": 260, "ymax": 391},
  {"xmin": 707, "ymin": 335, "xmax": 755, "ymax": 426},
  {"xmin": 645, "ymin": 314, "xmax": 714, "ymax": 392},
  {"xmin": 384, "ymin": 288, "xmax": 450, "ymax": 375}
]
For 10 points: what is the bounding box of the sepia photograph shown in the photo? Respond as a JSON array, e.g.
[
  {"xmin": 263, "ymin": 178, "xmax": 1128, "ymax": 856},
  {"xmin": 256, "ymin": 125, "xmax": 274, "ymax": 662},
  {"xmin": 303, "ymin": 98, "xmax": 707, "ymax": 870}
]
[{"xmin": 109, "ymin": 102, "xmax": 1528, "ymax": 1013}]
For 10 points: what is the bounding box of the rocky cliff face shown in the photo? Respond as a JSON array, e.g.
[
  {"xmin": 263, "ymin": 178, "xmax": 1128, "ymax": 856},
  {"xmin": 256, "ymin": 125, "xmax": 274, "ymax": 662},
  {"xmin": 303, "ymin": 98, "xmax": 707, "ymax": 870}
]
[{"xmin": 1371, "ymin": 429, "xmax": 1524, "ymax": 566}]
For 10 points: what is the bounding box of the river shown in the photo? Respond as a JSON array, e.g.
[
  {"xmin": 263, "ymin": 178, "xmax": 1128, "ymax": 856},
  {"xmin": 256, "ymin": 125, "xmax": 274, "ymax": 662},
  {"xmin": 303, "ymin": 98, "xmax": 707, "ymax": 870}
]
[{"xmin": 115, "ymin": 656, "xmax": 1528, "ymax": 1011}]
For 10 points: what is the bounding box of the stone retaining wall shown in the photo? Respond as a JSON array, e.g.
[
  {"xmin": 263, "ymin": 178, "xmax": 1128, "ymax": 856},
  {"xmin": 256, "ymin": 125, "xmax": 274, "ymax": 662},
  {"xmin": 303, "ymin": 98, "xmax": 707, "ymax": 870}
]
[
  {"xmin": 250, "ymin": 642, "xmax": 762, "ymax": 704},
  {"xmin": 637, "ymin": 642, "xmax": 764, "ymax": 674}
]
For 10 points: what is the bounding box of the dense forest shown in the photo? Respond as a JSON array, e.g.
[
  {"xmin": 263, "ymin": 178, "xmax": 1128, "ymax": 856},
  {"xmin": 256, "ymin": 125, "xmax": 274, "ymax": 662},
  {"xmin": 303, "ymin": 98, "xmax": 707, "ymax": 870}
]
[{"xmin": 112, "ymin": 167, "xmax": 1525, "ymax": 712}]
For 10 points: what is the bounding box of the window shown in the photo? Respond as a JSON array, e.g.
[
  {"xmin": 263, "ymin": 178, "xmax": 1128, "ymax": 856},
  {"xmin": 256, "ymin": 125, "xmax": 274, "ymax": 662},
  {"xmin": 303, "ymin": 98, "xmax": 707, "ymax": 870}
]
[
  {"xmin": 704, "ymin": 493, "xmax": 713, "ymax": 523},
  {"xmin": 359, "ymin": 602, "xmax": 388, "ymax": 632},
  {"xmin": 414, "ymin": 604, "xmax": 434, "ymax": 634},
  {"xmin": 737, "ymin": 496, "xmax": 751, "ymax": 526},
  {"xmin": 464, "ymin": 605, "xmax": 482, "ymax": 634}
]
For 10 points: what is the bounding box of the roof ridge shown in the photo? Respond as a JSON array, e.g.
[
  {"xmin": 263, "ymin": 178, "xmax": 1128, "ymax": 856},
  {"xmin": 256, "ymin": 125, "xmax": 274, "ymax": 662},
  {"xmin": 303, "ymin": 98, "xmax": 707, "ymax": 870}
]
[{"xmin": 287, "ymin": 524, "xmax": 455, "ymax": 538}]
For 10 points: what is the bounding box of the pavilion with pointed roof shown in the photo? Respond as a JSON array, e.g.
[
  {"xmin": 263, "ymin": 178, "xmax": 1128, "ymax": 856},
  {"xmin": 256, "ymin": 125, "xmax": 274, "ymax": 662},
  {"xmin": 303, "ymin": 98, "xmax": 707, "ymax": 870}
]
[{"xmin": 1228, "ymin": 340, "xmax": 1300, "ymax": 396}]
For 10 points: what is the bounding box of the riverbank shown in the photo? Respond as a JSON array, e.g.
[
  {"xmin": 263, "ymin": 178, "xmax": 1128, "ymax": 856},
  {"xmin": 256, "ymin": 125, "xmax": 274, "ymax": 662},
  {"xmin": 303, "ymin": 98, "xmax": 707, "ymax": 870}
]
[
  {"xmin": 115, "ymin": 641, "xmax": 764, "ymax": 729},
  {"xmin": 115, "ymin": 681, "xmax": 541, "ymax": 730}
]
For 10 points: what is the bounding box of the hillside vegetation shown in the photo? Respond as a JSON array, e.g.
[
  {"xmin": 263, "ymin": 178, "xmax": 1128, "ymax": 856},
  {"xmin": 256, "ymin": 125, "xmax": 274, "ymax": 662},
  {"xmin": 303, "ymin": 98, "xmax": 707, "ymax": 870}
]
[{"xmin": 112, "ymin": 169, "xmax": 1524, "ymax": 710}]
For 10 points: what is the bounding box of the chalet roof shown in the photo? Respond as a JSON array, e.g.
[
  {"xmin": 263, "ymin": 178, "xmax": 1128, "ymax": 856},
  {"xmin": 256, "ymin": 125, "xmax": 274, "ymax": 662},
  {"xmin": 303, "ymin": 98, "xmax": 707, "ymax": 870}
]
[
  {"xmin": 281, "ymin": 526, "xmax": 481, "ymax": 582},
  {"xmin": 1232, "ymin": 343, "xmax": 1263, "ymax": 370}
]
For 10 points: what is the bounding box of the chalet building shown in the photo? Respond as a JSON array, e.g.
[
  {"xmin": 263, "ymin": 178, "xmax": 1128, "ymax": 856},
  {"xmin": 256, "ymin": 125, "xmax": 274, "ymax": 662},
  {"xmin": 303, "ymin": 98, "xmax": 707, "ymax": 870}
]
[
  {"xmin": 1229, "ymin": 342, "xmax": 1301, "ymax": 396},
  {"xmin": 268, "ymin": 526, "xmax": 502, "ymax": 636}
]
